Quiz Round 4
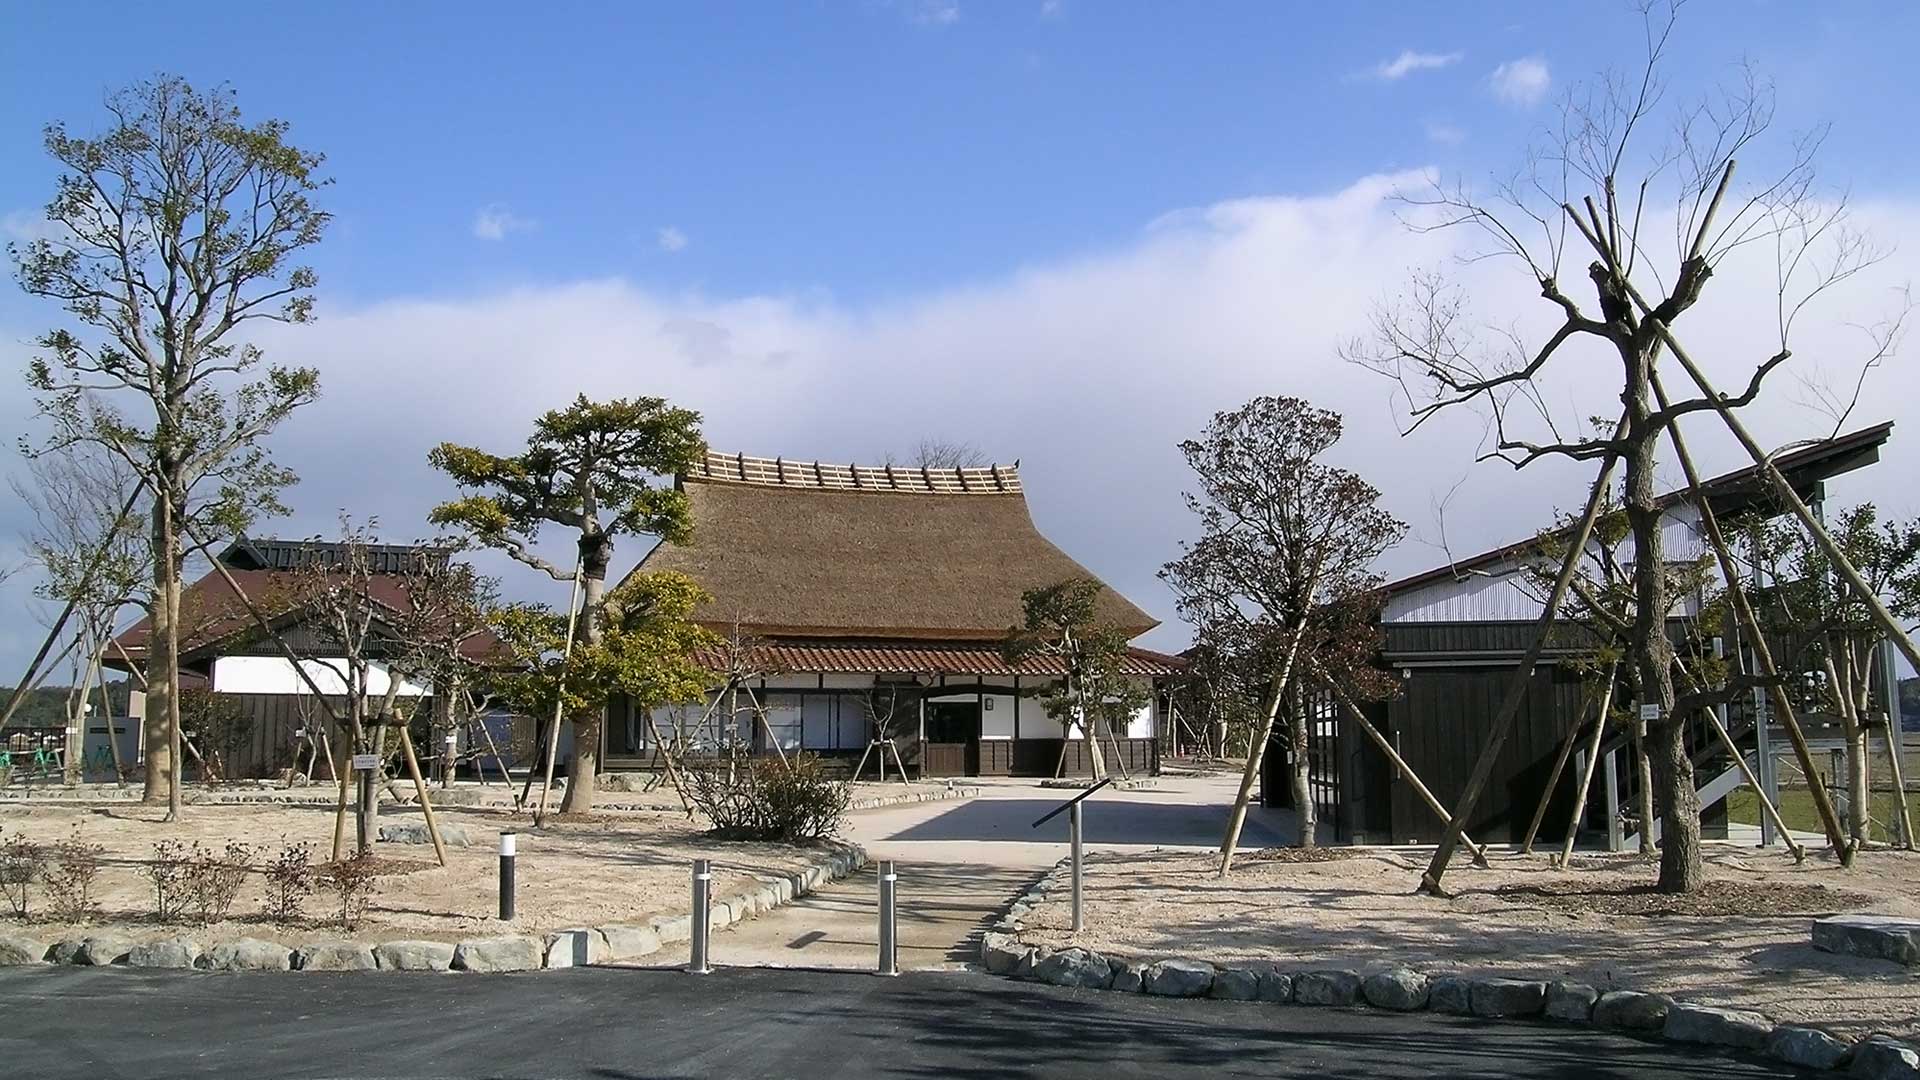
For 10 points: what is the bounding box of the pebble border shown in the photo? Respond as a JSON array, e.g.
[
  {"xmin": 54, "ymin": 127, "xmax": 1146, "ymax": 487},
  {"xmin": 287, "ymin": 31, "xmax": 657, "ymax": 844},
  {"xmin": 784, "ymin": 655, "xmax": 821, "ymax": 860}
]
[
  {"xmin": 0, "ymin": 842, "xmax": 867, "ymax": 976},
  {"xmin": 847, "ymin": 784, "xmax": 980, "ymax": 812},
  {"xmin": 978, "ymin": 857, "xmax": 1920, "ymax": 1078}
]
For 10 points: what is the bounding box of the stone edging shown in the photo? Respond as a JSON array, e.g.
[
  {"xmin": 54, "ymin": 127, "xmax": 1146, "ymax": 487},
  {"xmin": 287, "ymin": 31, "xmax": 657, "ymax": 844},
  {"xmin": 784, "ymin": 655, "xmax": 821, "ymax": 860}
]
[
  {"xmin": 1035, "ymin": 778, "xmax": 1158, "ymax": 792},
  {"xmin": 848, "ymin": 785, "xmax": 980, "ymax": 812},
  {"xmin": 0, "ymin": 842, "xmax": 866, "ymax": 976},
  {"xmin": 977, "ymin": 857, "xmax": 1920, "ymax": 1079}
]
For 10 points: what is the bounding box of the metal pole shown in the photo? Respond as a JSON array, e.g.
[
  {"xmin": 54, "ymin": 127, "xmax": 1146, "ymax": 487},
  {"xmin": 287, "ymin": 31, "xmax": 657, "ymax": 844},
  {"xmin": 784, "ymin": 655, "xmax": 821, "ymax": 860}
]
[
  {"xmin": 498, "ymin": 830, "xmax": 517, "ymax": 920},
  {"xmin": 1754, "ymin": 683, "xmax": 1777, "ymax": 847},
  {"xmin": 877, "ymin": 859, "xmax": 898, "ymax": 976},
  {"xmin": 1069, "ymin": 802, "xmax": 1084, "ymax": 933},
  {"xmin": 689, "ymin": 858, "xmax": 712, "ymax": 974},
  {"xmin": 1603, "ymin": 749, "xmax": 1622, "ymax": 853},
  {"xmin": 356, "ymin": 764, "xmax": 374, "ymax": 854}
]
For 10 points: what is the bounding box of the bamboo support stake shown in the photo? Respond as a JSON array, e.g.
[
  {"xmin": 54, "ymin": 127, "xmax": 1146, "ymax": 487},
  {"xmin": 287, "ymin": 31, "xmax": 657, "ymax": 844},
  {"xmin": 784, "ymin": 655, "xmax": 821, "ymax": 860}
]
[
  {"xmin": 643, "ymin": 712, "xmax": 696, "ymax": 816},
  {"xmin": 396, "ymin": 724, "xmax": 448, "ymax": 867},
  {"xmin": 1520, "ymin": 693, "xmax": 1594, "ymax": 854},
  {"xmin": 1882, "ymin": 713, "xmax": 1913, "ymax": 850},
  {"xmin": 534, "ymin": 565, "xmax": 585, "ymax": 826},
  {"xmin": 1331, "ymin": 688, "xmax": 1489, "ymax": 867},
  {"xmin": 1638, "ymin": 368, "xmax": 1853, "ymax": 859},
  {"xmin": 331, "ymin": 738, "xmax": 351, "ymax": 861},
  {"xmin": 1422, "ymin": 419, "xmax": 1628, "ymax": 894},
  {"xmin": 0, "ymin": 487, "xmax": 142, "ymax": 736},
  {"xmin": 1557, "ymin": 667, "xmax": 1620, "ymax": 867},
  {"xmin": 1700, "ymin": 706, "xmax": 1805, "ymax": 861}
]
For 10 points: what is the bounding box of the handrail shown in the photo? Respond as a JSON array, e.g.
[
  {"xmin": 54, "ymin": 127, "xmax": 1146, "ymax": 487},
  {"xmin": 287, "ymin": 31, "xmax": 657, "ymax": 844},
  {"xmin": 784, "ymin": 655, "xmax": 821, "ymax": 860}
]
[{"xmin": 1030, "ymin": 776, "xmax": 1113, "ymax": 828}]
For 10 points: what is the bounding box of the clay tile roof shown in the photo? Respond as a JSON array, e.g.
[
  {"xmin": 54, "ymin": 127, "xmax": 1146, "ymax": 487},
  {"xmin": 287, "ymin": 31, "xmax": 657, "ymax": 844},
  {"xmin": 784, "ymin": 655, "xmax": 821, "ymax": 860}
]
[
  {"xmin": 631, "ymin": 454, "xmax": 1158, "ymax": 641},
  {"xmin": 701, "ymin": 642, "xmax": 1184, "ymax": 677}
]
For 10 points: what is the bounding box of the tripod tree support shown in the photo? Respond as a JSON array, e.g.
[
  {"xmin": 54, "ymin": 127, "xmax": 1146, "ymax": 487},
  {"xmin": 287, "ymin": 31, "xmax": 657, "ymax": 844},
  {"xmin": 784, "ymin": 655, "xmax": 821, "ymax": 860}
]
[
  {"xmin": 1329, "ymin": 687, "xmax": 1489, "ymax": 867},
  {"xmin": 1556, "ymin": 665, "xmax": 1620, "ymax": 868},
  {"xmin": 1519, "ymin": 691, "xmax": 1596, "ymax": 855},
  {"xmin": 1639, "ymin": 367, "xmax": 1852, "ymax": 859},
  {"xmin": 1420, "ymin": 416, "xmax": 1629, "ymax": 895},
  {"xmin": 533, "ymin": 565, "xmax": 585, "ymax": 827}
]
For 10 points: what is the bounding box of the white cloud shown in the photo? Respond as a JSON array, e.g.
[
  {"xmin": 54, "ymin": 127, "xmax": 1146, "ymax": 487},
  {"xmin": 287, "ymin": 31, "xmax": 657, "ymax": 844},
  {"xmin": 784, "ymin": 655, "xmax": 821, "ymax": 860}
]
[
  {"xmin": 656, "ymin": 226, "xmax": 688, "ymax": 253},
  {"xmin": 1490, "ymin": 56, "xmax": 1551, "ymax": 107},
  {"xmin": 1370, "ymin": 50, "xmax": 1462, "ymax": 81},
  {"xmin": 7, "ymin": 175, "xmax": 1915, "ymax": 662},
  {"xmin": 472, "ymin": 203, "xmax": 534, "ymax": 241},
  {"xmin": 909, "ymin": 0, "xmax": 959, "ymax": 25},
  {"xmin": 1039, "ymin": 0, "xmax": 1064, "ymax": 18},
  {"xmin": 1, "ymin": 209, "xmax": 67, "ymax": 244},
  {"xmin": 1424, "ymin": 121, "xmax": 1466, "ymax": 145}
]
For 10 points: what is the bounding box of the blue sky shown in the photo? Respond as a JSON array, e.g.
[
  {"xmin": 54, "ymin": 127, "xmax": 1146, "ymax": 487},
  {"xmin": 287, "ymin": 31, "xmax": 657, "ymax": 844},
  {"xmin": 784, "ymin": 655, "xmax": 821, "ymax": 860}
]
[
  {"xmin": 3, "ymin": 2, "xmax": 1920, "ymax": 669},
  {"xmin": 6, "ymin": 2, "xmax": 1915, "ymax": 308}
]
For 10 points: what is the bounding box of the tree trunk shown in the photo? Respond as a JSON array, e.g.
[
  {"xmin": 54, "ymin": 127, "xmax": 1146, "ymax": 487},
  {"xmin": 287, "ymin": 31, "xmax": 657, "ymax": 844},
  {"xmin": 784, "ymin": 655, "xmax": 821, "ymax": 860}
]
[
  {"xmin": 559, "ymin": 536, "xmax": 610, "ymax": 815},
  {"xmin": 1286, "ymin": 685, "xmax": 1316, "ymax": 849},
  {"xmin": 143, "ymin": 484, "xmax": 183, "ymax": 811},
  {"xmin": 1622, "ymin": 339, "xmax": 1699, "ymax": 892}
]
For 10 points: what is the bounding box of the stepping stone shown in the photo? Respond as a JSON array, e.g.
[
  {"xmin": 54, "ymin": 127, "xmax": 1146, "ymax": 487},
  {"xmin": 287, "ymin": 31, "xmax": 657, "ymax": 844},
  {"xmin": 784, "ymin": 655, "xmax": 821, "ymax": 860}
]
[{"xmin": 1812, "ymin": 915, "xmax": 1920, "ymax": 966}]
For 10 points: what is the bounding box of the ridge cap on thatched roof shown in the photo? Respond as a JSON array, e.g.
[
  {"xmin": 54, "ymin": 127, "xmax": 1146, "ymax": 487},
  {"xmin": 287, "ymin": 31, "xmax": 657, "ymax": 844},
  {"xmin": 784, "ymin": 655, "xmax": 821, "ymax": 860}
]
[
  {"xmin": 634, "ymin": 455, "xmax": 1158, "ymax": 640},
  {"xmin": 689, "ymin": 449, "xmax": 1022, "ymax": 495}
]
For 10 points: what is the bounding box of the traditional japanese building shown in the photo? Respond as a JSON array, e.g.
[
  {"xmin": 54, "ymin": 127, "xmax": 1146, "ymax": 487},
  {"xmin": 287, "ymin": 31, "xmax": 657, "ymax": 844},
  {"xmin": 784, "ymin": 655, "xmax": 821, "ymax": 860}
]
[
  {"xmin": 108, "ymin": 538, "xmax": 503, "ymax": 778},
  {"xmin": 1267, "ymin": 421, "xmax": 1895, "ymax": 845},
  {"xmin": 608, "ymin": 450, "xmax": 1181, "ymax": 777}
]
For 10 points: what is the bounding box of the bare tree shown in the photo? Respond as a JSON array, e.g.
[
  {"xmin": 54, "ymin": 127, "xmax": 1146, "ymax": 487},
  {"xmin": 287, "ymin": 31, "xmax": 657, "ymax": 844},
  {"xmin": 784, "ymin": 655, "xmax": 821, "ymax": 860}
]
[
  {"xmin": 1162, "ymin": 397, "xmax": 1404, "ymax": 870},
  {"xmin": 888, "ymin": 439, "xmax": 989, "ymax": 470},
  {"xmin": 1347, "ymin": 4, "xmax": 1902, "ymax": 892},
  {"xmin": 11, "ymin": 76, "xmax": 328, "ymax": 818},
  {"xmin": 11, "ymin": 447, "xmax": 150, "ymax": 781}
]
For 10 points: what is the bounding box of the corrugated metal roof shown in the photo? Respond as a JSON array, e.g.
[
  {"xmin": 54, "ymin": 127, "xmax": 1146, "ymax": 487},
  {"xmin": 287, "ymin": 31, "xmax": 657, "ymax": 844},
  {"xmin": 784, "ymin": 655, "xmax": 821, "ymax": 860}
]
[
  {"xmin": 704, "ymin": 641, "xmax": 1184, "ymax": 677},
  {"xmin": 1381, "ymin": 421, "xmax": 1893, "ymax": 598}
]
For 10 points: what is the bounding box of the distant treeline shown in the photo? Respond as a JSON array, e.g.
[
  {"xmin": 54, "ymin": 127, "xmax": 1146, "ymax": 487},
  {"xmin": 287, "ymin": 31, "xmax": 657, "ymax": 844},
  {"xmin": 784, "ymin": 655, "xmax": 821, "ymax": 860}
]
[{"xmin": 0, "ymin": 682, "xmax": 136, "ymax": 730}]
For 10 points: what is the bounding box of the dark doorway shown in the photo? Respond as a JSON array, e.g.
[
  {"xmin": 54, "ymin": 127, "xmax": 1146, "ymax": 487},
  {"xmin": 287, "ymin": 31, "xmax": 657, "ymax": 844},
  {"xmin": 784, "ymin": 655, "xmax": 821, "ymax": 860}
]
[{"xmin": 923, "ymin": 701, "xmax": 980, "ymax": 776}]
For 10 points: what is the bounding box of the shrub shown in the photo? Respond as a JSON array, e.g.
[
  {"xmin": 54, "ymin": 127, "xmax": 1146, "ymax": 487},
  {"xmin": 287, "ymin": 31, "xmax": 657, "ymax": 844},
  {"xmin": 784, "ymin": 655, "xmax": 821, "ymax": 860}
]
[
  {"xmin": 260, "ymin": 842, "xmax": 314, "ymax": 926},
  {"xmin": 185, "ymin": 841, "xmax": 253, "ymax": 924},
  {"xmin": 0, "ymin": 831, "xmax": 47, "ymax": 919},
  {"xmin": 318, "ymin": 853, "xmax": 379, "ymax": 930},
  {"xmin": 42, "ymin": 831, "xmax": 104, "ymax": 923},
  {"xmin": 686, "ymin": 754, "xmax": 850, "ymax": 842},
  {"xmin": 144, "ymin": 840, "xmax": 192, "ymax": 922}
]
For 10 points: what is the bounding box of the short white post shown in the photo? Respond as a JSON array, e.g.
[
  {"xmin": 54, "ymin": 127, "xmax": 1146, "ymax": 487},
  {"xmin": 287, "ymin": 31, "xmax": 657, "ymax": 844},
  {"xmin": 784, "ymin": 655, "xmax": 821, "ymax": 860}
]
[
  {"xmin": 497, "ymin": 830, "xmax": 517, "ymax": 920},
  {"xmin": 689, "ymin": 858, "xmax": 712, "ymax": 975},
  {"xmin": 1069, "ymin": 802, "xmax": 1084, "ymax": 933},
  {"xmin": 877, "ymin": 859, "xmax": 898, "ymax": 976}
]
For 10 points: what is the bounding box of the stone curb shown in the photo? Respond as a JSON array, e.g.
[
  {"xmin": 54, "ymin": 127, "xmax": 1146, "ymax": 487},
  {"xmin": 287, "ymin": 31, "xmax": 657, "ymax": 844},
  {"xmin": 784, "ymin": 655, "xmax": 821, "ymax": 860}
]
[
  {"xmin": 0, "ymin": 842, "xmax": 867, "ymax": 977},
  {"xmin": 976, "ymin": 856, "xmax": 1920, "ymax": 1077},
  {"xmin": 847, "ymin": 786, "xmax": 980, "ymax": 813},
  {"xmin": 1034, "ymin": 778, "xmax": 1158, "ymax": 792}
]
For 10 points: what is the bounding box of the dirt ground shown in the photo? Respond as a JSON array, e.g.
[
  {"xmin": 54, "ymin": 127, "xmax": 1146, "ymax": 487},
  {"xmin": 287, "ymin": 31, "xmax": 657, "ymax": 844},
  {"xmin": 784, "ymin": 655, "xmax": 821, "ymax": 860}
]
[
  {"xmin": 0, "ymin": 799, "xmax": 828, "ymax": 946},
  {"xmin": 1018, "ymin": 845, "xmax": 1920, "ymax": 1040}
]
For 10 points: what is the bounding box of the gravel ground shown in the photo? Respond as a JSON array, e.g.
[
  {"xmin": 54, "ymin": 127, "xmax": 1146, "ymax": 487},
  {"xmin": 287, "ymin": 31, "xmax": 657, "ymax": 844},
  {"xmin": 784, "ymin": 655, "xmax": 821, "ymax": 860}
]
[
  {"xmin": 0, "ymin": 800, "xmax": 825, "ymax": 945},
  {"xmin": 1018, "ymin": 844, "xmax": 1920, "ymax": 1040}
]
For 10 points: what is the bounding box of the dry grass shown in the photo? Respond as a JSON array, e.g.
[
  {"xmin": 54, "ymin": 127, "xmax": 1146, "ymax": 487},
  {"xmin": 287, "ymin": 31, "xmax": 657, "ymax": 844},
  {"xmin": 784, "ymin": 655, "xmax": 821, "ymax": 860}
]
[
  {"xmin": 0, "ymin": 800, "xmax": 825, "ymax": 945},
  {"xmin": 1018, "ymin": 845, "xmax": 1920, "ymax": 1040}
]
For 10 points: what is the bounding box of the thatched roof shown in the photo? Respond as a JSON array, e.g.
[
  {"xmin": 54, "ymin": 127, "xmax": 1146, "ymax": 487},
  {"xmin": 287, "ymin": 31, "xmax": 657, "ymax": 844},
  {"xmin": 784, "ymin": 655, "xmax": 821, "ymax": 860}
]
[
  {"xmin": 111, "ymin": 539, "xmax": 503, "ymax": 672},
  {"xmin": 632, "ymin": 454, "xmax": 1158, "ymax": 641}
]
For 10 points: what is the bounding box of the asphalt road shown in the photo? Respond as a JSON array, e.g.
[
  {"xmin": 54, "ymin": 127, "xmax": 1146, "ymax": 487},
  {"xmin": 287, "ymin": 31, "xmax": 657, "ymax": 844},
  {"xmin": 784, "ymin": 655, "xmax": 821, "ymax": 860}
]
[{"xmin": 0, "ymin": 966, "xmax": 1794, "ymax": 1080}]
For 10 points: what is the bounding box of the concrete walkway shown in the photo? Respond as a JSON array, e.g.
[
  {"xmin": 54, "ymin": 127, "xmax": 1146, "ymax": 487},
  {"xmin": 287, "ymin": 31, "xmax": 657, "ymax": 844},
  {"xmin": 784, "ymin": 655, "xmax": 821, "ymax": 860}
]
[{"xmin": 656, "ymin": 770, "xmax": 1295, "ymax": 972}]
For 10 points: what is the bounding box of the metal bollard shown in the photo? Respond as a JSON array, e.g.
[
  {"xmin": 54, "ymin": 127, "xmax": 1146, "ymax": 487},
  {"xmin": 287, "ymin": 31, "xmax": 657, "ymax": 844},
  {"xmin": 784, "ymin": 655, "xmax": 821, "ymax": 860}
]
[
  {"xmin": 689, "ymin": 858, "xmax": 712, "ymax": 974},
  {"xmin": 498, "ymin": 831, "xmax": 517, "ymax": 920},
  {"xmin": 1069, "ymin": 802, "xmax": 1084, "ymax": 933},
  {"xmin": 877, "ymin": 860, "xmax": 899, "ymax": 976}
]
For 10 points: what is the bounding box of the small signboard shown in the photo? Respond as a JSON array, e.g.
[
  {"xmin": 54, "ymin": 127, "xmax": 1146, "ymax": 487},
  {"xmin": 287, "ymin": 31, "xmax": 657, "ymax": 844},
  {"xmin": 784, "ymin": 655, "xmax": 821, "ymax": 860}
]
[
  {"xmin": 351, "ymin": 753, "xmax": 380, "ymax": 771},
  {"xmin": 1639, "ymin": 704, "xmax": 1662, "ymax": 721}
]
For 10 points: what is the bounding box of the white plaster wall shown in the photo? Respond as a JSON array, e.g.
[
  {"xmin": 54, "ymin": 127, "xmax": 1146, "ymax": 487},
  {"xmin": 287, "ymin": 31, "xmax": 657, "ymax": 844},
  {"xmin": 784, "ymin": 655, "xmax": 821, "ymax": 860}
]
[
  {"xmin": 1385, "ymin": 502, "xmax": 1709, "ymax": 623},
  {"xmin": 210, "ymin": 656, "xmax": 429, "ymax": 696}
]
